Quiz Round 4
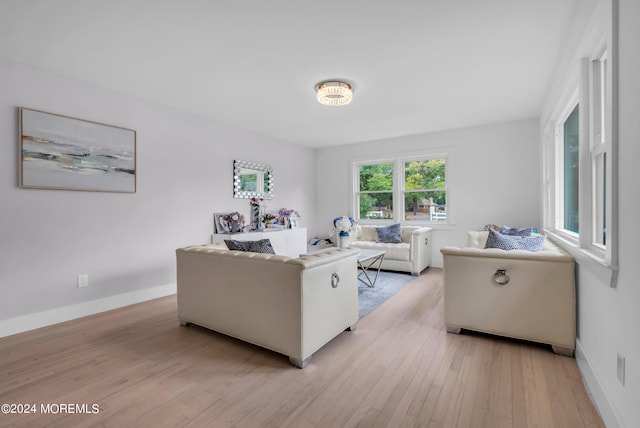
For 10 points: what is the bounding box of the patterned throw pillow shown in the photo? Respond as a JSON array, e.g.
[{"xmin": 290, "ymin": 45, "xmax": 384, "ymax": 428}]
[
  {"xmin": 224, "ymin": 239, "xmax": 275, "ymax": 254},
  {"xmin": 248, "ymin": 239, "xmax": 276, "ymax": 254},
  {"xmin": 500, "ymin": 225, "xmax": 533, "ymax": 236},
  {"xmin": 224, "ymin": 239, "xmax": 251, "ymax": 251},
  {"xmin": 485, "ymin": 229, "xmax": 546, "ymax": 252},
  {"xmin": 376, "ymin": 223, "xmax": 403, "ymax": 243}
]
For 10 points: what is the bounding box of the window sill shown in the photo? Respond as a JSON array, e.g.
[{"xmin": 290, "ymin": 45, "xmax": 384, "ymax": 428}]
[{"xmin": 544, "ymin": 230, "xmax": 618, "ymax": 288}]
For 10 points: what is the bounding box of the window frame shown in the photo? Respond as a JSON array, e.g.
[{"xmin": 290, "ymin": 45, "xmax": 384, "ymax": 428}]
[
  {"xmin": 352, "ymin": 153, "xmax": 451, "ymax": 227},
  {"xmin": 543, "ymin": 39, "xmax": 617, "ymax": 282},
  {"xmin": 554, "ymin": 96, "xmax": 581, "ymax": 243}
]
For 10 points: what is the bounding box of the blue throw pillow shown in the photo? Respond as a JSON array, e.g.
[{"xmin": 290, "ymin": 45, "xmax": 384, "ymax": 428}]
[
  {"xmin": 500, "ymin": 225, "xmax": 533, "ymax": 236},
  {"xmin": 376, "ymin": 223, "xmax": 402, "ymax": 243},
  {"xmin": 485, "ymin": 229, "xmax": 546, "ymax": 251}
]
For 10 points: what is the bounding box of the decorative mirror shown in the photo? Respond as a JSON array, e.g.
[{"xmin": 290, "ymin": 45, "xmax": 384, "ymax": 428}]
[{"xmin": 233, "ymin": 160, "xmax": 274, "ymax": 200}]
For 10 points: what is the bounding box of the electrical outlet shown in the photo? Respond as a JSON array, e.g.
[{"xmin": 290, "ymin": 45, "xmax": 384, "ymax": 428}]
[
  {"xmin": 77, "ymin": 274, "xmax": 89, "ymax": 288},
  {"xmin": 617, "ymin": 353, "xmax": 625, "ymax": 386}
]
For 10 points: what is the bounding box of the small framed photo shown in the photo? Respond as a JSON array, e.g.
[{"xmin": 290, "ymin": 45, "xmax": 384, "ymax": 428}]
[
  {"xmin": 214, "ymin": 212, "xmax": 230, "ymax": 234},
  {"xmin": 288, "ymin": 216, "xmax": 299, "ymax": 229}
]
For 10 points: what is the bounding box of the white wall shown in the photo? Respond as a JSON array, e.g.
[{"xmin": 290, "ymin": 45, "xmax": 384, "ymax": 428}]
[
  {"xmin": 315, "ymin": 118, "xmax": 541, "ymax": 267},
  {"xmin": 539, "ymin": 1, "xmax": 640, "ymax": 426},
  {"xmin": 0, "ymin": 57, "xmax": 316, "ymax": 335}
]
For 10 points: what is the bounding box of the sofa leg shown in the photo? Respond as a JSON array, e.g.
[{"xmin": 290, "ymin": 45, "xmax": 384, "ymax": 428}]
[
  {"xmin": 446, "ymin": 325, "xmax": 462, "ymax": 334},
  {"xmin": 551, "ymin": 345, "xmax": 574, "ymax": 357},
  {"xmin": 289, "ymin": 355, "xmax": 312, "ymax": 369},
  {"xmin": 346, "ymin": 323, "xmax": 357, "ymax": 331},
  {"xmin": 179, "ymin": 319, "xmax": 189, "ymax": 327}
]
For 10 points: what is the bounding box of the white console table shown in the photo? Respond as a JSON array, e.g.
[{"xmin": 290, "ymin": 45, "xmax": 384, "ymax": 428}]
[{"xmin": 211, "ymin": 228, "xmax": 307, "ymax": 258}]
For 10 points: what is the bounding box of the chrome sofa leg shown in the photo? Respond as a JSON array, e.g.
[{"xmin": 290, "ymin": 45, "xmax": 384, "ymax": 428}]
[
  {"xmin": 289, "ymin": 355, "xmax": 312, "ymax": 369},
  {"xmin": 551, "ymin": 345, "xmax": 574, "ymax": 357},
  {"xmin": 179, "ymin": 319, "xmax": 189, "ymax": 326},
  {"xmin": 446, "ymin": 325, "xmax": 462, "ymax": 334}
]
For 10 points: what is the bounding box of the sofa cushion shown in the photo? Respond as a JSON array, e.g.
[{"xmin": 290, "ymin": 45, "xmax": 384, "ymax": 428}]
[
  {"xmin": 376, "ymin": 223, "xmax": 402, "ymax": 243},
  {"xmin": 485, "ymin": 229, "xmax": 546, "ymax": 252},
  {"xmin": 224, "ymin": 239, "xmax": 276, "ymax": 254}
]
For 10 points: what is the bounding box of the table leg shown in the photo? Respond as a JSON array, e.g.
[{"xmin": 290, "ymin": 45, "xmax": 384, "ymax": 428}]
[{"xmin": 357, "ymin": 253, "xmax": 385, "ymax": 288}]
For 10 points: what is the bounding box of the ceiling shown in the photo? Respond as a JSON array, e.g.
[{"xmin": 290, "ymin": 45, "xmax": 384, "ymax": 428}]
[{"xmin": 0, "ymin": 0, "xmax": 588, "ymax": 148}]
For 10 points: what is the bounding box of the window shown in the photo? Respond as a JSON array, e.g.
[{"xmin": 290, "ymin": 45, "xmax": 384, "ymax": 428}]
[
  {"xmin": 591, "ymin": 51, "xmax": 608, "ymax": 248},
  {"xmin": 403, "ymin": 159, "xmax": 446, "ymax": 222},
  {"xmin": 560, "ymin": 104, "xmax": 580, "ymax": 235},
  {"xmin": 357, "ymin": 162, "xmax": 393, "ymax": 220},
  {"xmin": 354, "ymin": 156, "xmax": 448, "ymax": 224},
  {"xmin": 544, "ymin": 47, "xmax": 614, "ymax": 268}
]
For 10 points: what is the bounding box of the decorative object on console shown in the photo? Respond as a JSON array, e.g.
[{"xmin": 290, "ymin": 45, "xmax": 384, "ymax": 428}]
[
  {"xmin": 250, "ymin": 197, "xmax": 265, "ymax": 230},
  {"xmin": 214, "ymin": 212, "xmax": 230, "ymax": 234},
  {"xmin": 19, "ymin": 107, "xmax": 136, "ymax": 193},
  {"xmin": 224, "ymin": 211, "xmax": 245, "ymax": 233},
  {"xmin": 330, "ymin": 216, "xmax": 361, "ymax": 248},
  {"xmin": 278, "ymin": 208, "xmax": 301, "ymax": 228},
  {"xmin": 262, "ymin": 212, "xmax": 278, "ymax": 228}
]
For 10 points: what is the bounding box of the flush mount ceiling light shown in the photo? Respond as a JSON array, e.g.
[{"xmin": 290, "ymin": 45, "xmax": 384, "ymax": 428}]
[{"xmin": 315, "ymin": 81, "xmax": 353, "ymax": 107}]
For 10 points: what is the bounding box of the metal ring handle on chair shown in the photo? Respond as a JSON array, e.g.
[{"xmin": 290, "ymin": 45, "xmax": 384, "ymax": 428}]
[
  {"xmin": 493, "ymin": 269, "xmax": 510, "ymax": 286},
  {"xmin": 331, "ymin": 272, "xmax": 340, "ymax": 288}
]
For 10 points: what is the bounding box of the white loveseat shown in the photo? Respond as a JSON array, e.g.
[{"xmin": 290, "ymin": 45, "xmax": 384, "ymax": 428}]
[
  {"xmin": 440, "ymin": 231, "xmax": 575, "ymax": 355},
  {"xmin": 349, "ymin": 225, "xmax": 432, "ymax": 275},
  {"xmin": 176, "ymin": 244, "xmax": 359, "ymax": 368}
]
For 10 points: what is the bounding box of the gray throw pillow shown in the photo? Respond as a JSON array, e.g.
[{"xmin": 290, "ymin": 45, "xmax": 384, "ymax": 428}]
[
  {"xmin": 248, "ymin": 239, "xmax": 276, "ymax": 254},
  {"xmin": 224, "ymin": 239, "xmax": 251, "ymax": 251},
  {"xmin": 224, "ymin": 239, "xmax": 275, "ymax": 254},
  {"xmin": 485, "ymin": 229, "xmax": 546, "ymax": 251},
  {"xmin": 376, "ymin": 223, "xmax": 402, "ymax": 243}
]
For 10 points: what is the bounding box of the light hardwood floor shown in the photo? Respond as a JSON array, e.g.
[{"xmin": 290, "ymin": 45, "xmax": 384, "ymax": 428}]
[{"xmin": 0, "ymin": 269, "xmax": 604, "ymax": 428}]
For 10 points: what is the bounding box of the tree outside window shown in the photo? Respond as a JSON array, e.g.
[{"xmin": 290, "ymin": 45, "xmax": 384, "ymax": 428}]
[
  {"xmin": 404, "ymin": 159, "xmax": 446, "ymax": 222},
  {"xmin": 357, "ymin": 163, "xmax": 393, "ymax": 220}
]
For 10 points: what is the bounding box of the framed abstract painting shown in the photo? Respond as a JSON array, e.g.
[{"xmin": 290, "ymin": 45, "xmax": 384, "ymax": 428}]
[{"xmin": 19, "ymin": 108, "xmax": 137, "ymax": 193}]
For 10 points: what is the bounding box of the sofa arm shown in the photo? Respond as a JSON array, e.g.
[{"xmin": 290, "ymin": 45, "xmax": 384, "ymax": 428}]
[
  {"xmin": 440, "ymin": 245, "xmax": 573, "ymax": 262},
  {"xmin": 409, "ymin": 227, "xmax": 432, "ymax": 274}
]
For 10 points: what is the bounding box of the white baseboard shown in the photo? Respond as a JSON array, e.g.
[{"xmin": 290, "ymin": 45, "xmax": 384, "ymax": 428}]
[
  {"xmin": 0, "ymin": 282, "xmax": 177, "ymax": 339},
  {"xmin": 575, "ymin": 339, "xmax": 625, "ymax": 428}
]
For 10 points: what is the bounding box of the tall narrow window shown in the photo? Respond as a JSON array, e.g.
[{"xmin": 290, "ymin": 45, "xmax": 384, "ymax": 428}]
[
  {"xmin": 403, "ymin": 159, "xmax": 446, "ymax": 222},
  {"xmin": 357, "ymin": 163, "xmax": 393, "ymax": 220},
  {"xmin": 591, "ymin": 50, "xmax": 608, "ymax": 247},
  {"xmin": 563, "ymin": 105, "xmax": 580, "ymax": 234}
]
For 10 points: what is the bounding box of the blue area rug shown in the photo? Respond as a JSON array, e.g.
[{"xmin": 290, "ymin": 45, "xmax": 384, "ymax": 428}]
[{"xmin": 358, "ymin": 270, "xmax": 417, "ymax": 319}]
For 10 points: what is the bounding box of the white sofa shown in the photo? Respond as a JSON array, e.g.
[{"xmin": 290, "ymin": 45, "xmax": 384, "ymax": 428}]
[
  {"xmin": 349, "ymin": 225, "xmax": 432, "ymax": 275},
  {"xmin": 176, "ymin": 244, "xmax": 360, "ymax": 368},
  {"xmin": 440, "ymin": 231, "xmax": 575, "ymax": 356}
]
